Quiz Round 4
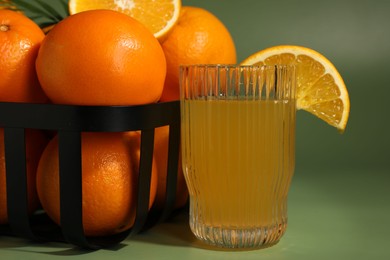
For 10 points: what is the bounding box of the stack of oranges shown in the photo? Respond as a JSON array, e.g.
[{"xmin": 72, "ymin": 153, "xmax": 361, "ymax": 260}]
[
  {"xmin": 0, "ymin": 1, "xmax": 237, "ymax": 237},
  {"xmin": 1, "ymin": 0, "xmax": 350, "ymax": 238}
]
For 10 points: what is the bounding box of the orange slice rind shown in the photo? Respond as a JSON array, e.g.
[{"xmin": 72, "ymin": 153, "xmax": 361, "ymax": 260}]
[
  {"xmin": 241, "ymin": 45, "xmax": 350, "ymax": 132},
  {"xmin": 68, "ymin": 0, "xmax": 181, "ymax": 41}
]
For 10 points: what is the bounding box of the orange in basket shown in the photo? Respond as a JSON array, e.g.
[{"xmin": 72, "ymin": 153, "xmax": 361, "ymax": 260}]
[
  {"xmin": 0, "ymin": 129, "xmax": 48, "ymax": 224},
  {"xmin": 0, "ymin": 10, "xmax": 47, "ymax": 103},
  {"xmin": 160, "ymin": 6, "xmax": 237, "ymax": 102},
  {"xmin": 35, "ymin": 9, "xmax": 166, "ymax": 106},
  {"xmin": 36, "ymin": 132, "xmax": 158, "ymax": 237}
]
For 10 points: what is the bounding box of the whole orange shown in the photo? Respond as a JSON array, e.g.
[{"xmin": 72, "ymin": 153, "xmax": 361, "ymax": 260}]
[
  {"xmin": 0, "ymin": 129, "xmax": 48, "ymax": 224},
  {"xmin": 153, "ymin": 126, "xmax": 188, "ymax": 210},
  {"xmin": 0, "ymin": 10, "xmax": 47, "ymax": 103},
  {"xmin": 36, "ymin": 132, "xmax": 158, "ymax": 237},
  {"xmin": 35, "ymin": 10, "xmax": 166, "ymax": 105},
  {"xmin": 160, "ymin": 6, "xmax": 237, "ymax": 102}
]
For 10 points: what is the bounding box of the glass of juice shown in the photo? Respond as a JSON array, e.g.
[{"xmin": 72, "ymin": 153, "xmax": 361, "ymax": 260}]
[{"xmin": 180, "ymin": 64, "xmax": 296, "ymax": 249}]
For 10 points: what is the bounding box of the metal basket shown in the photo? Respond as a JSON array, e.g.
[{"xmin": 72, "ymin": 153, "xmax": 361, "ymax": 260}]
[{"xmin": 0, "ymin": 101, "xmax": 181, "ymax": 249}]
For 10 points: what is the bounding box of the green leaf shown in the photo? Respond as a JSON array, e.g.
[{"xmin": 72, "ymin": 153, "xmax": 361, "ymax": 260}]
[
  {"xmin": 0, "ymin": 0, "xmax": 69, "ymax": 28},
  {"xmin": 34, "ymin": 0, "xmax": 65, "ymax": 20},
  {"xmin": 12, "ymin": 0, "xmax": 61, "ymax": 21},
  {"xmin": 0, "ymin": 0, "xmax": 17, "ymax": 10}
]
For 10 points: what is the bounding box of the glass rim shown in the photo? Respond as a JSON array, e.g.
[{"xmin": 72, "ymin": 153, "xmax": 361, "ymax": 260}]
[{"xmin": 179, "ymin": 64, "xmax": 295, "ymax": 69}]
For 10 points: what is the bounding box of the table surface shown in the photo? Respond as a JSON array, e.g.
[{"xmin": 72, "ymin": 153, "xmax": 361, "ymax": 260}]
[{"xmin": 1, "ymin": 168, "xmax": 389, "ymax": 260}]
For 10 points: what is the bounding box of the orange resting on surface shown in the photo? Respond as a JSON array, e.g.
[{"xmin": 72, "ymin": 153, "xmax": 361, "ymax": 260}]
[
  {"xmin": 35, "ymin": 9, "xmax": 166, "ymax": 106},
  {"xmin": 0, "ymin": 129, "xmax": 48, "ymax": 224},
  {"xmin": 153, "ymin": 126, "xmax": 188, "ymax": 210},
  {"xmin": 0, "ymin": 10, "xmax": 47, "ymax": 103},
  {"xmin": 36, "ymin": 132, "xmax": 158, "ymax": 237},
  {"xmin": 160, "ymin": 6, "xmax": 237, "ymax": 102}
]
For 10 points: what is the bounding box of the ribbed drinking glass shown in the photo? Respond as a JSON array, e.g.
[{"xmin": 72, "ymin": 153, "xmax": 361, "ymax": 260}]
[{"xmin": 180, "ymin": 64, "xmax": 296, "ymax": 249}]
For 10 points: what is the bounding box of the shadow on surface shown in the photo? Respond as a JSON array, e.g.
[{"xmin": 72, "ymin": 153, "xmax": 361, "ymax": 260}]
[
  {"xmin": 0, "ymin": 236, "xmax": 127, "ymax": 256},
  {"xmin": 131, "ymin": 211, "xmax": 280, "ymax": 252},
  {"xmin": 131, "ymin": 210, "xmax": 196, "ymax": 246},
  {"xmin": 0, "ymin": 212, "xmax": 127, "ymax": 256},
  {"xmin": 0, "ymin": 229, "xmax": 127, "ymax": 256}
]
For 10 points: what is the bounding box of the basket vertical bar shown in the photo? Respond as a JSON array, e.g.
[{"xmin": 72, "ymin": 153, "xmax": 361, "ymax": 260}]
[
  {"xmin": 4, "ymin": 127, "xmax": 35, "ymax": 239},
  {"xmin": 159, "ymin": 121, "xmax": 181, "ymax": 221},
  {"xmin": 130, "ymin": 128, "xmax": 154, "ymax": 236},
  {"xmin": 58, "ymin": 130, "xmax": 99, "ymax": 249}
]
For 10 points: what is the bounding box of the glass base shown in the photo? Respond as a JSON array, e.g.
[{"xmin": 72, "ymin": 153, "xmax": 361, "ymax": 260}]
[{"xmin": 190, "ymin": 218, "xmax": 287, "ymax": 249}]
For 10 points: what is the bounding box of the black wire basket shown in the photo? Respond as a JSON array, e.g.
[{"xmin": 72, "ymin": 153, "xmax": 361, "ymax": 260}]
[{"xmin": 0, "ymin": 100, "xmax": 181, "ymax": 249}]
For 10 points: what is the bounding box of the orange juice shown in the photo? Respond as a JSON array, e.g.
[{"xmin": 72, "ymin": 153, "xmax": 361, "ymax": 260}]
[{"xmin": 181, "ymin": 99, "xmax": 296, "ymax": 246}]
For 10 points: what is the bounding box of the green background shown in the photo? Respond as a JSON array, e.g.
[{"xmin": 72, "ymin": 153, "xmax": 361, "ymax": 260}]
[
  {"xmin": 1, "ymin": 0, "xmax": 389, "ymax": 259},
  {"xmin": 182, "ymin": 0, "xmax": 389, "ymax": 172}
]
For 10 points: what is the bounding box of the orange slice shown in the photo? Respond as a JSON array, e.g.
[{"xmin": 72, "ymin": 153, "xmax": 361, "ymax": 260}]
[
  {"xmin": 241, "ymin": 45, "xmax": 350, "ymax": 132},
  {"xmin": 68, "ymin": 0, "xmax": 181, "ymax": 41}
]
